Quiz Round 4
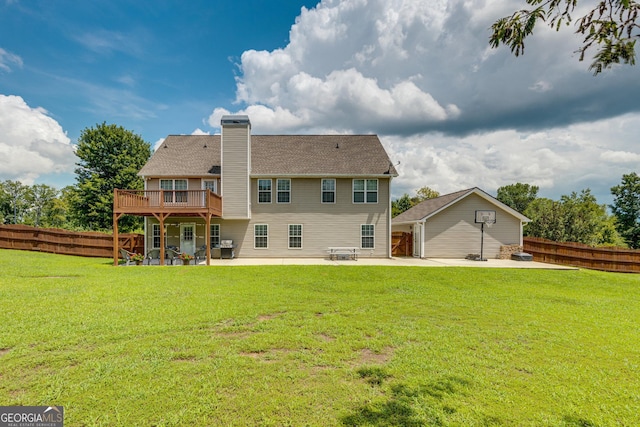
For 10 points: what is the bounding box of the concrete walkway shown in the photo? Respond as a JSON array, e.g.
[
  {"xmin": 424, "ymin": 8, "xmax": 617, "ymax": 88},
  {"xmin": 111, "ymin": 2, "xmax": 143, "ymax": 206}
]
[{"xmin": 196, "ymin": 257, "xmax": 577, "ymax": 270}]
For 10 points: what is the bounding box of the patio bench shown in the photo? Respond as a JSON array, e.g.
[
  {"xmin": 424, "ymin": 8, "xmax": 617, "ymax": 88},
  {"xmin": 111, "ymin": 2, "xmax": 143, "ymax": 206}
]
[{"xmin": 328, "ymin": 247, "xmax": 359, "ymax": 261}]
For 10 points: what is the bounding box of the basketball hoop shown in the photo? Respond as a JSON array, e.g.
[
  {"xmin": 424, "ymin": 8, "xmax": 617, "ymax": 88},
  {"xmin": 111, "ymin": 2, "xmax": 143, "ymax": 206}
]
[{"xmin": 474, "ymin": 210, "xmax": 496, "ymax": 261}]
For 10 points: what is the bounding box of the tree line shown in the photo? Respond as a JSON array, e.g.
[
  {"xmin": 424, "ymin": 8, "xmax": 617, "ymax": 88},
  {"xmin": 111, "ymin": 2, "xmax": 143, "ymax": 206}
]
[
  {"xmin": 392, "ymin": 176, "xmax": 640, "ymax": 249},
  {"xmin": 0, "ymin": 123, "xmax": 151, "ymax": 233}
]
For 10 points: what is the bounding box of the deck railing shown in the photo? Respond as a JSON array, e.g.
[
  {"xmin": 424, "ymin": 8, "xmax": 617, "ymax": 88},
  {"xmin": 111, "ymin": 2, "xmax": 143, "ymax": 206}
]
[{"xmin": 114, "ymin": 189, "xmax": 222, "ymax": 215}]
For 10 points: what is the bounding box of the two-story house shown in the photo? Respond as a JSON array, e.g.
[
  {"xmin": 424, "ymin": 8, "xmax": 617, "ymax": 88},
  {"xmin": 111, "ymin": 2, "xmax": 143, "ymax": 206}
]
[{"xmin": 113, "ymin": 115, "xmax": 398, "ymax": 265}]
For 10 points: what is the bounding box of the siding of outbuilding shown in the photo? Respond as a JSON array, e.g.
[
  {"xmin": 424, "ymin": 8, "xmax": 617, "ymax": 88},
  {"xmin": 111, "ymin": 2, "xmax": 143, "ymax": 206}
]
[{"xmin": 423, "ymin": 193, "xmax": 521, "ymax": 258}]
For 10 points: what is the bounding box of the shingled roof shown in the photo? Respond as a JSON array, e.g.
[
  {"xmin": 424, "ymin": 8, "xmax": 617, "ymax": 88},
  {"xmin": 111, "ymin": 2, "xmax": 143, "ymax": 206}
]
[
  {"xmin": 138, "ymin": 134, "xmax": 398, "ymax": 177},
  {"xmin": 392, "ymin": 187, "xmax": 530, "ymax": 223}
]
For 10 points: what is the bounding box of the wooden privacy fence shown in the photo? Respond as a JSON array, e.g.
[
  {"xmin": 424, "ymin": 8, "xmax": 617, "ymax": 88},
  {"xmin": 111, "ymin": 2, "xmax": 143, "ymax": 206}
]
[
  {"xmin": 0, "ymin": 224, "xmax": 144, "ymax": 258},
  {"xmin": 524, "ymin": 237, "xmax": 640, "ymax": 273}
]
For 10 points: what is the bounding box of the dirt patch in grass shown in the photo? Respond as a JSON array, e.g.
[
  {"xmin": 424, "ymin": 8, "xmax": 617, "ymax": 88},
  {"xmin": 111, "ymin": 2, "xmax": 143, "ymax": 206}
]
[
  {"xmin": 240, "ymin": 348, "xmax": 293, "ymax": 363},
  {"xmin": 353, "ymin": 347, "xmax": 394, "ymax": 367},
  {"xmin": 315, "ymin": 333, "xmax": 335, "ymax": 342},
  {"xmin": 257, "ymin": 312, "xmax": 286, "ymax": 322},
  {"xmin": 0, "ymin": 348, "xmax": 10, "ymax": 357},
  {"xmin": 215, "ymin": 330, "xmax": 253, "ymax": 339}
]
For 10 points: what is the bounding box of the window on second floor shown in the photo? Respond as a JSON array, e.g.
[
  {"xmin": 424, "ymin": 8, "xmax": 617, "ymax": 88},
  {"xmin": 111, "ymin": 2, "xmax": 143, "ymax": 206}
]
[
  {"xmin": 353, "ymin": 179, "xmax": 378, "ymax": 204},
  {"xmin": 202, "ymin": 179, "xmax": 217, "ymax": 194},
  {"xmin": 161, "ymin": 179, "xmax": 188, "ymax": 203},
  {"xmin": 277, "ymin": 179, "xmax": 291, "ymax": 203},
  {"xmin": 322, "ymin": 179, "xmax": 336, "ymax": 203},
  {"xmin": 258, "ymin": 179, "xmax": 272, "ymax": 203}
]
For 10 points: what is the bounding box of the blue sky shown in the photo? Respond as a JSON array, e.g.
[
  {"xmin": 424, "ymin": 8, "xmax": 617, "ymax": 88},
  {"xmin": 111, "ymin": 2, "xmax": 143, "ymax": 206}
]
[{"xmin": 1, "ymin": 0, "xmax": 639, "ymax": 204}]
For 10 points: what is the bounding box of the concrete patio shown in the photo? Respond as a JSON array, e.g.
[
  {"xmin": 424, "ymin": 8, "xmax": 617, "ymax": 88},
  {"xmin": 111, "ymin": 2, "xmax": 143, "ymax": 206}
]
[{"xmin": 192, "ymin": 256, "xmax": 577, "ymax": 269}]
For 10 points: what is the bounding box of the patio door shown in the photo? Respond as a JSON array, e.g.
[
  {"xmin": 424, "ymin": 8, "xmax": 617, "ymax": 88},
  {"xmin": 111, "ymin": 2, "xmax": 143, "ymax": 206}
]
[{"xmin": 180, "ymin": 223, "xmax": 196, "ymax": 255}]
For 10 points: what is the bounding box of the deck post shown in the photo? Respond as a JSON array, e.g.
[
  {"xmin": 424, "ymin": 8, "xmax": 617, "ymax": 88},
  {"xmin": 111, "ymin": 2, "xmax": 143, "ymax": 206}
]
[
  {"xmin": 113, "ymin": 214, "xmax": 119, "ymax": 266},
  {"xmin": 205, "ymin": 214, "xmax": 211, "ymax": 266}
]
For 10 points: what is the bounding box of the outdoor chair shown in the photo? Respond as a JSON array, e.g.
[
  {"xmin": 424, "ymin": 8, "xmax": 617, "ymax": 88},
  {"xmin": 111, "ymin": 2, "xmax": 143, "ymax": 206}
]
[
  {"xmin": 194, "ymin": 245, "xmax": 207, "ymax": 264},
  {"xmin": 145, "ymin": 248, "xmax": 161, "ymax": 265},
  {"xmin": 165, "ymin": 247, "xmax": 181, "ymax": 265},
  {"xmin": 119, "ymin": 248, "xmax": 136, "ymax": 266}
]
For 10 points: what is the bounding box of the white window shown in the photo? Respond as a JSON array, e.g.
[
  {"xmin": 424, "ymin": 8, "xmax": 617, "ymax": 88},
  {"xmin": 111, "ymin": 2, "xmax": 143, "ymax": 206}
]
[
  {"xmin": 254, "ymin": 224, "xmax": 268, "ymax": 249},
  {"xmin": 161, "ymin": 179, "xmax": 188, "ymax": 203},
  {"xmin": 258, "ymin": 179, "xmax": 272, "ymax": 203},
  {"xmin": 277, "ymin": 179, "xmax": 291, "ymax": 203},
  {"xmin": 361, "ymin": 224, "xmax": 375, "ymax": 249},
  {"xmin": 322, "ymin": 179, "xmax": 335, "ymax": 203},
  {"xmin": 288, "ymin": 224, "xmax": 302, "ymax": 249},
  {"xmin": 203, "ymin": 180, "xmax": 217, "ymax": 194},
  {"xmin": 152, "ymin": 224, "xmax": 166, "ymax": 249},
  {"xmin": 210, "ymin": 224, "xmax": 220, "ymax": 248},
  {"xmin": 353, "ymin": 179, "xmax": 378, "ymax": 203}
]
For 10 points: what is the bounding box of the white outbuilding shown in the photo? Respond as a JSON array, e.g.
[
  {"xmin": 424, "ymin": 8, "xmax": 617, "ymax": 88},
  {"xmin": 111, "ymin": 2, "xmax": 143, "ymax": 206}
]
[{"xmin": 392, "ymin": 187, "xmax": 530, "ymax": 259}]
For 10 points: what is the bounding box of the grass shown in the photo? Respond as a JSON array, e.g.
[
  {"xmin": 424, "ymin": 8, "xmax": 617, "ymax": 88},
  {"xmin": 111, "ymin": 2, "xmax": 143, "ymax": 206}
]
[{"xmin": 0, "ymin": 249, "xmax": 639, "ymax": 426}]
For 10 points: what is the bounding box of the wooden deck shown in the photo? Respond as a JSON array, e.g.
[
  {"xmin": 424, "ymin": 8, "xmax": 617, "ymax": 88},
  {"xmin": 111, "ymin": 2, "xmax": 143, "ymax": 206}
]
[
  {"xmin": 114, "ymin": 189, "xmax": 222, "ymax": 217},
  {"xmin": 113, "ymin": 189, "xmax": 222, "ymax": 266}
]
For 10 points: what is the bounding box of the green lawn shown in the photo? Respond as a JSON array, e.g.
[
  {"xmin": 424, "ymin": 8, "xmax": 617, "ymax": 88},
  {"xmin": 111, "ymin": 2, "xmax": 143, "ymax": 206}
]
[{"xmin": 0, "ymin": 250, "xmax": 638, "ymax": 426}]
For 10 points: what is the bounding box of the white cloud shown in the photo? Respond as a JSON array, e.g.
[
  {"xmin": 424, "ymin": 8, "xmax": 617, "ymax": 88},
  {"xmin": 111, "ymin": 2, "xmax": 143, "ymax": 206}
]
[
  {"xmin": 601, "ymin": 150, "xmax": 640, "ymax": 163},
  {"xmin": 0, "ymin": 95, "xmax": 75, "ymax": 184},
  {"xmin": 204, "ymin": 0, "xmax": 640, "ymax": 204},
  {"xmin": 0, "ymin": 47, "xmax": 23, "ymax": 72},
  {"xmin": 385, "ymin": 114, "xmax": 640, "ymax": 204},
  {"xmin": 191, "ymin": 128, "xmax": 210, "ymax": 135},
  {"xmin": 152, "ymin": 137, "xmax": 165, "ymax": 151}
]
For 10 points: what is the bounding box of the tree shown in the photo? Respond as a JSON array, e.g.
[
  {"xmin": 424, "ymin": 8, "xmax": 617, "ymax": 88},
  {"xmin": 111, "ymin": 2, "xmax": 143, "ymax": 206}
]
[
  {"xmin": 392, "ymin": 193, "xmax": 413, "ymax": 217},
  {"xmin": 72, "ymin": 123, "xmax": 151, "ymax": 232},
  {"xmin": 490, "ymin": 0, "xmax": 640, "ymax": 74},
  {"xmin": 414, "ymin": 186, "xmax": 440, "ymax": 203},
  {"xmin": 24, "ymin": 184, "xmax": 58, "ymax": 227},
  {"xmin": 1, "ymin": 180, "xmax": 30, "ymax": 224},
  {"xmin": 560, "ymin": 189, "xmax": 616, "ymax": 246},
  {"xmin": 497, "ymin": 183, "xmax": 539, "ymax": 214},
  {"xmin": 392, "ymin": 186, "xmax": 440, "ymax": 217},
  {"xmin": 610, "ymin": 172, "xmax": 640, "ymax": 248},
  {"xmin": 524, "ymin": 197, "xmax": 566, "ymax": 241},
  {"xmin": 524, "ymin": 189, "xmax": 624, "ymax": 246}
]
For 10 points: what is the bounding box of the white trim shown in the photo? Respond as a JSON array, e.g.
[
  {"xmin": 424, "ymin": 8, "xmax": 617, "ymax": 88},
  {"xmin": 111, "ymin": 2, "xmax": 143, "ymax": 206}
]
[
  {"xmin": 202, "ymin": 179, "xmax": 217, "ymax": 193},
  {"xmin": 254, "ymin": 224, "xmax": 269, "ymax": 249},
  {"xmin": 353, "ymin": 179, "xmax": 378, "ymax": 204},
  {"xmin": 210, "ymin": 223, "xmax": 221, "ymax": 248},
  {"xmin": 360, "ymin": 224, "xmax": 375, "ymax": 249},
  {"xmin": 288, "ymin": 224, "xmax": 303, "ymax": 249},
  {"xmin": 276, "ymin": 178, "xmax": 291, "ymax": 204},
  {"xmin": 257, "ymin": 179, "xmax": 272, "ymax": 204},
  {"xmin": 321, "ymin": 178, "xmax": 336, "ymax": 204}
]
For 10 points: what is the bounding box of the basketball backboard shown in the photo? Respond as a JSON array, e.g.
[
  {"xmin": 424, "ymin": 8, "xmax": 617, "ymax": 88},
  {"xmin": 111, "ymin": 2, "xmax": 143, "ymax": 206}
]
[{"xmin": 475, "ymin": 210, "xmax": 496, "ymax": 224}]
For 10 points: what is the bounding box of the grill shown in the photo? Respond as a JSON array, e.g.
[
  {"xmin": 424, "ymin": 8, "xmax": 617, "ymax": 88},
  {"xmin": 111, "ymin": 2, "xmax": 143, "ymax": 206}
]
[{"xmin": 220, "ymin": 240, "xmax": 235, "ymax": 259}]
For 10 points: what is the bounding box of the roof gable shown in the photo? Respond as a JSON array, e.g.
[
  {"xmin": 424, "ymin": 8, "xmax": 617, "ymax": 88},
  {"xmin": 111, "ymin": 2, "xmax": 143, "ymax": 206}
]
[{"xmin": 392, "ymin": 187, "xmax": 530, "ymax": 223}]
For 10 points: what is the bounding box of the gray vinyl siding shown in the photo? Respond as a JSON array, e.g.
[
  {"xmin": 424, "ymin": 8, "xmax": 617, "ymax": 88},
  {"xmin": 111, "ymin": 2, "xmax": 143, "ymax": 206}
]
[
  {"xmin": 244, "ymin": 177, "xmax": 391, "ymax": 257},
  {"xmin": 144, "ymin": 177, "xmax": 392, "ymax": 258},
  {"xmin": 423, "ymin": 194, "xmax": 521, "ymax": 258},
  {"xmin": 221, "ymin": 125, "xmax": 251, "ymax": 219}
]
